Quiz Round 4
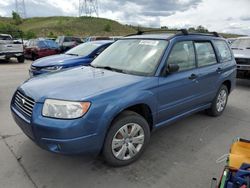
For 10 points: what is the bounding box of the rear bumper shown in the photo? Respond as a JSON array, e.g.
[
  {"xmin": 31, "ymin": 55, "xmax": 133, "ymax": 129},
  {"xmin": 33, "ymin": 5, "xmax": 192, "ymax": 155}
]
[{"xmin": 0, "ymin": 51, "xmax": 23, "ymax": 57}]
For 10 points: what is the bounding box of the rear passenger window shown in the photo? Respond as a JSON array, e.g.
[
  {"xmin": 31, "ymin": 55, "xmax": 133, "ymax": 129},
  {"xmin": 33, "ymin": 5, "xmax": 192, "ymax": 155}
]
[
  {"xmin": 214, "ymin": 40, "xmax": 232, "ymax": 62},
  {"xmin": 195, "ymin": 42, "xmax": 217, "ymax": 67},
  {"xmin": 168, "ymin": 41, "xmax": 196, "ymax": 71}
]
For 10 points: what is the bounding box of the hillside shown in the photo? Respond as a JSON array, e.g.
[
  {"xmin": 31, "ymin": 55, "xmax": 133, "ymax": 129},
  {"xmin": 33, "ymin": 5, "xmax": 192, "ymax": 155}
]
[
  {"xmin": 0, "ymin": 16, "xmax": 243, "ymax": 38},
  {"xmin": 0, "ymin": 16, "xmax": 136, "ymax": 38}
]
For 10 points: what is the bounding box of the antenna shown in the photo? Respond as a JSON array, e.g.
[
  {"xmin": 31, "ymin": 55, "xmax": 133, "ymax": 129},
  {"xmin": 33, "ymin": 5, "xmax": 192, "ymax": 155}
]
[
  {"xmin": 79, "ymin": 0, "xmax": 99, "ymax": 17},
  {"xmin": 15, "ymin": 0, "xmax": 26, "ymax": 18}
]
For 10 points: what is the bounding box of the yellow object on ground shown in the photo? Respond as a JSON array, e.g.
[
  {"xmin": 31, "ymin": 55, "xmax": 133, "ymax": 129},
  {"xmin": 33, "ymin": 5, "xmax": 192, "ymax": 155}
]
[{"xmin": 229, "ymin": 139, "xmax": 250, "ymax": 169}]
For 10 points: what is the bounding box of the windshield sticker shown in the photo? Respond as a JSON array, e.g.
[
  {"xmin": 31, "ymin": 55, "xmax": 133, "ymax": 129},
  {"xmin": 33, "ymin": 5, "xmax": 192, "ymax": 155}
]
[{"xmin": 139, "ymin": 40, "xmax": 159, "ymax": 46}]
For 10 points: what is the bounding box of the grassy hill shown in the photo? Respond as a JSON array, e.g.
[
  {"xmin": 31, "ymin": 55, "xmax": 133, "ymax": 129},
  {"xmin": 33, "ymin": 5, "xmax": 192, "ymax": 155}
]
[
  {"xmin": 0, "ymin": 16, "xmax": 244, "ymax": 39},
  {"xmin": 0, "ymin": 16, "xmax": 136, "ymax": 38}
]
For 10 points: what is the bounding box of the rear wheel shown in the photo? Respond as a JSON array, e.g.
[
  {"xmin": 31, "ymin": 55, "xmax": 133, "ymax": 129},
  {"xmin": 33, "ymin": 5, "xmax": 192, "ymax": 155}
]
[
  {"xmin": 17, "ymin": 55, "xmax": 25, "ymax": 63},
  {"xmin": 207, "ymin": 85, "xmax": 228, "ymax": 116},
  {"xmin": 103, "ymin": 111, "xmax": 150, "ymax": 166}
]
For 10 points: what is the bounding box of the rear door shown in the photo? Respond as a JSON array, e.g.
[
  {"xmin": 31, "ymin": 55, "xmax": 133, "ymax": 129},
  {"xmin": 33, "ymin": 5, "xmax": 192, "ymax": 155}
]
[
  {"xmin": 194, "ymin": 40, "xmax": 221, "ymax": 104},
  {"xmin": 157, "ymin": 40, "xmax": 201, "ymax": 123}
]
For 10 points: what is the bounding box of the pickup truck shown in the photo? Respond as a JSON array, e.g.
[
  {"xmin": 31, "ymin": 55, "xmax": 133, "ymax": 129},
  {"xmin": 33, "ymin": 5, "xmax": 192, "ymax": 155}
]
[{"xmin": 0, "ymin": 34, "xmax": 25, "ymax": 63}]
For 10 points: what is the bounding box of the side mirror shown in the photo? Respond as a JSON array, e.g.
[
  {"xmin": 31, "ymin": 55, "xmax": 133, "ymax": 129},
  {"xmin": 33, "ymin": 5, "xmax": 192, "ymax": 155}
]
[{"xmin": 167, "ymin": 63, "xmax": 179, "ymax": 73}]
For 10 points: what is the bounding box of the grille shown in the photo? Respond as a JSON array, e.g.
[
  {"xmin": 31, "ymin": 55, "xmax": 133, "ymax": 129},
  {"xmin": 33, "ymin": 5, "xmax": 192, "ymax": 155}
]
[
  {"xmin": 14, "ymin": 91, "xmax": 35, "ymax": 117},
  {"xmin": 235, "ymin": 58, "xmax": 250, "ymax": 65}
]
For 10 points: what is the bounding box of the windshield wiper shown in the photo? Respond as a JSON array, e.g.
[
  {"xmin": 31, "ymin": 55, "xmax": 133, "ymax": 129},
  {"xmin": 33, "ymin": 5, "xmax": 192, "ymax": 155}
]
[
  {"xmin": 92, "ymin": 65, "xmax": 124, "ymax": 73},
  {"xmin": 66, "ymin": 53, "xmax": 79, "ymax": 56}
]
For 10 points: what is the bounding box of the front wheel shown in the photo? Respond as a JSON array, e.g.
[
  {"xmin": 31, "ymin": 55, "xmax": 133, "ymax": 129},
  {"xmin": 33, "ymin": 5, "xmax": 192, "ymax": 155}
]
[
  {"xmin": 207, "ymin": 85, "xmax": 228, "ymax": 117},
  {"xmin": 17, "ymin": 55, "xmax": 25, "ymax": 63},
  {"xmin": 102, "ymin": 111, "xmax": 150, "ymax": 166}
]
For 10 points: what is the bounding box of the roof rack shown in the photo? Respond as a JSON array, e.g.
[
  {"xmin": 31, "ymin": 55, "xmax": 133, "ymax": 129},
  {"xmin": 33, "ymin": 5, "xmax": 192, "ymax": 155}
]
[{"xmin": 126, "ymin": 29, "xmax": 221, "ymax": 38}]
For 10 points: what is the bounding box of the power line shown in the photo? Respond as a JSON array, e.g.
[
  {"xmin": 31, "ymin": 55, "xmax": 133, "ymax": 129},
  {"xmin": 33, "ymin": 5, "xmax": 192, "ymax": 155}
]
[
  {"xmin": 79, "ymin": 0, "xmax": 99, "ymax": 17},
  {"xmin": 15, "ymin": 0, "xmax": 26, "ymax": 18}
]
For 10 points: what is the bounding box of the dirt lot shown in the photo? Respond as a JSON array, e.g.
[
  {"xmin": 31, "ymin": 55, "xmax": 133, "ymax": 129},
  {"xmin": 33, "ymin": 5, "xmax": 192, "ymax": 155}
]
[{"xmin": 0, "ymin": 59, "xmax": 250, "ymax": 188}]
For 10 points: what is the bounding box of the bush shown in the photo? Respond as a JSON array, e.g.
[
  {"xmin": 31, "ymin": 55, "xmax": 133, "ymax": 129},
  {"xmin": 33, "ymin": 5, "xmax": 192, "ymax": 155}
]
[
  {"xmin": 12, "ymin": 11, "xmax": 22, "ymax": 25},
  {"xmin": 104, "ymin": 24, "xmax": 111, "ymax": 32},
  {"xmin": 0, "ymin": 23, "xmax": 22, "ymax": 38},
  {"xmin": 24, "ymin": 31, "xmax": 36, "ymax": 39}
]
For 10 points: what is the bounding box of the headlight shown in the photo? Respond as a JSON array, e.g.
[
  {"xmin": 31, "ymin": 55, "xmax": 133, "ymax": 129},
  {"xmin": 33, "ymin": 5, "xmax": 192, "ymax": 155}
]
[
  {"xmin": 43, "ymin": 66, "xmax": 63, "ymax": 71},
  {"xmin": 42, "ymin": 99, "xmax": 91, "ymax": 119}
]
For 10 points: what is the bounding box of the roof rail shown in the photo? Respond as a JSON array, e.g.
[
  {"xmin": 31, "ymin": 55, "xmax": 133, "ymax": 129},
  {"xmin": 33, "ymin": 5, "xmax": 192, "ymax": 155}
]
[
  {"xmin": 126, "ymin": 29, "xmax": 221, "ymax": 37},
  {"xmin": 126, "ymin": 29, "xmax": 188, "ymax": 37}
]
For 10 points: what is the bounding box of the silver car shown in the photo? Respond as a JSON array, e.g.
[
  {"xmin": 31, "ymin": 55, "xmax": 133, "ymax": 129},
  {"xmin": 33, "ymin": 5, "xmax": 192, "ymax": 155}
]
[{"xmin": 231, "ymin": 37, "xmax": 250, "ymax": 78}]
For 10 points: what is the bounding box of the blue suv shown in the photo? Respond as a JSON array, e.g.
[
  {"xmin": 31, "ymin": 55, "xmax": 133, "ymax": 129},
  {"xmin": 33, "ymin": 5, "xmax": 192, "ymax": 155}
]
[
  {"xmin": 29, "ymin": 40, "xmax": 113, "ymax": 76},
  {"xmin": 11, "ymin": 30, "xmax": 236, "ymax": 166}
]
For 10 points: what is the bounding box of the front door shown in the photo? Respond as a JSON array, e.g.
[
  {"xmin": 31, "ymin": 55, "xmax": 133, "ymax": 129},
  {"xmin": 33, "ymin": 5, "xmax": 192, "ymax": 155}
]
[{"xmin": 157, "ymin": 40, "xmax": 200, "ymax": 124}]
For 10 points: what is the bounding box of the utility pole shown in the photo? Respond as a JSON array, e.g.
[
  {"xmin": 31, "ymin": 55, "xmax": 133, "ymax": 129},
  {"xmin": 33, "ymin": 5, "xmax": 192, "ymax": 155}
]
[
  {"xmin": 15, "ymin": 0, "xmax": 27, "ymax": 18},
  {"xmin": 79, "ymin": 0, "xmax": 99, "ymax": 17}
]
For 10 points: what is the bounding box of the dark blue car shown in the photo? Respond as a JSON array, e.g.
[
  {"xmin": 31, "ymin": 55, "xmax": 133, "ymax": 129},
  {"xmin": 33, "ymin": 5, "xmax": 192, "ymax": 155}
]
[
  {"xmin": 11, "ymin": 30, "xmax": 236, "ymax": 166},
  {"xmin": 29, "ymin": 40, "xmax": 113, "ymax": 76}
]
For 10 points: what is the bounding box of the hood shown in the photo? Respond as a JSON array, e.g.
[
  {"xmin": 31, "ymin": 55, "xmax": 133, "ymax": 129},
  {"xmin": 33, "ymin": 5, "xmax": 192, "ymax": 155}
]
[
  {"xmin": 32, "ymin": 54, "xmax": 89, "ymax": 67},
  {"xmin": 232, "ymin": 48, "xmax": 250, "ymax": 59},
  {"xmin": 19, "ymin": 66, "xmax": 146, "ymax": 102}
]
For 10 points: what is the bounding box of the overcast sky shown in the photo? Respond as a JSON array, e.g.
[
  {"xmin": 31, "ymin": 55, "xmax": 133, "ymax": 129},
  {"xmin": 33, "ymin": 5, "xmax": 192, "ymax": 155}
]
[{"xmin": 0, "ymin": 0, "xmax": 250, "ymax": 35}]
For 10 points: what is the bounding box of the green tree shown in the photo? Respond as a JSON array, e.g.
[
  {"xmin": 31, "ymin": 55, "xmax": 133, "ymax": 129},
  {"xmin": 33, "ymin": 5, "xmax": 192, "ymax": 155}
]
[
  {"xmin": 104, "ymin": 24, "xmax": 111, "ymax": 32},
  {"xmin": 196, "ymin": 25, "xmax": 208, "ymax": 33},
  {"xmin": 12, "ymin": 11, "xmax": 22, "ymax": 25},
  {"xmin": 25, "ymin": 30, "xmax": 36, "ymax": 39}
]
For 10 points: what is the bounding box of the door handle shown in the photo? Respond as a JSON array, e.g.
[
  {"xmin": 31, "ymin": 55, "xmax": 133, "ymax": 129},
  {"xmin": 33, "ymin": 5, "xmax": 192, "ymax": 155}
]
[
  {"xmin": 188, "ymin": 74, "xmax": 198, "ymax": 80},
  {"xmin": 217, "ymin": 67, "xmax": 222, "ymax": 73}
]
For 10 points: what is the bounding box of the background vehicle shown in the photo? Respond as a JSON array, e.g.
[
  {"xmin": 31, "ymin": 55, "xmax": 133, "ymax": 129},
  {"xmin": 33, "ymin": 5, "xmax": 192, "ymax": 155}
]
[
  {"xmin": 83, "ymin": 36, "xmax": 111, "ymax": 42},
  {"xmin": 56, "ymin": 36, "xmax": 82, "ymax": 52},
  {"xmin": 24, "ymin": 39, "xmax": 60, "ymax": 60},
  {"xmin": 0, "ymin": 34, "xmax": 24, "ymax": 63},
  {"xmin": 11, "ymin": 30, "xmax": 236, "ymax": 166},
  {"xmin": 30, "ymin": 40, "xmax": 113, "ymax": 76},
  {"xmin": 231, "ymin": 37, "xmax": 250, "ymax": 78}
]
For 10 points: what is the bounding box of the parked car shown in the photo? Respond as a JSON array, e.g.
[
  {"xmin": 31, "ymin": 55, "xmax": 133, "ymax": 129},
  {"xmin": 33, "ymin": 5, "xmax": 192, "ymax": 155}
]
[
  {"xmin": 0, "ymin": 34, "xmax": 24, "ymax": 63},
  {"xmin": 24, "ymin": 39, "xmax": 60, "ymax": 60},
  {"xmin": 227, "ymin": 38, "xmax": 237, "ymax": 45},
  {"xmin": 29, "ymin": 40, "xmax": 113, "ymax": 76},
  {"xmin": 83, "ymin": 36, "xmax": 111, "ymax": 42},
  {"xmin": 231, "ymin": 37, "xmax": 250, "ymax": 78},
  {"xmin": 11, "ymin": 30, "xmax": 236, "ymax": 166},
  {"xmin": 55, "ymin": 36, "xmax": 82, "ymax": 52}
]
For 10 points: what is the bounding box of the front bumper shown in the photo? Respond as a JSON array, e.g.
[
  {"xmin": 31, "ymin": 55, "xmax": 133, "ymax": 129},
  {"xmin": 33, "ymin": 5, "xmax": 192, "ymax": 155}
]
[{"xmin": 11, "ymin": 104, "xmax": 104, "ymax": 155}]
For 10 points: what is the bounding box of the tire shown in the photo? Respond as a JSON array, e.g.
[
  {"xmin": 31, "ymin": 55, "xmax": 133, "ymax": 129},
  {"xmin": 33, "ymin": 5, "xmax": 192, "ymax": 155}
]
[
  {"xmin": 206, "ymin": 85, "xmax": 228, "ymax": 117},
  {"xmin": 17, "ymin": 55, "xmax": 25, "ymax": 63},
  {"xmin": 32, "ymin": 53, "xmax": 37, "ymax": 61},
  {"xmin": 103, "ymin": 110, "xmax": 150, "ymax": 166}
]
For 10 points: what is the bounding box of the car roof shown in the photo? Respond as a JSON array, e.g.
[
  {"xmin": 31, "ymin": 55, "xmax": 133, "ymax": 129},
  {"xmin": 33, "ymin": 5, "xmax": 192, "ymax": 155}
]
[
  {"xmin": 125, "ymin": 33, "xmax": 174, "ymax": 40},
  {"xmin": 124, "ymin": 31, "xmax": 223, "ymax": 41},
  {"xmin": 88, "ymin": 40, "xmax": 114, "ymax": 45}
]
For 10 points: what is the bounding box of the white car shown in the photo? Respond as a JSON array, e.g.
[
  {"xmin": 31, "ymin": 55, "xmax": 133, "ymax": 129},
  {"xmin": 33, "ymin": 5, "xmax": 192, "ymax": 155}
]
[{"xmin": 0, "ymin": 34, "xmax": 24, "ymax": 63}]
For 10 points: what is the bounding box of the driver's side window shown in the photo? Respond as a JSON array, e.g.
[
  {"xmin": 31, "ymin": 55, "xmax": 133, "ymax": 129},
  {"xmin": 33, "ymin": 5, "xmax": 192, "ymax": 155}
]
[{"xmin": 167, "ymin": 41, "xmax": 196, "ymax": 71}]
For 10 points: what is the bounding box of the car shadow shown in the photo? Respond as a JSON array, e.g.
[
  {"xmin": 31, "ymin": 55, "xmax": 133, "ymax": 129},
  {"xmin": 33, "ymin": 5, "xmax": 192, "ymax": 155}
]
[
  {"xmin": 0, "ymin": 58, "xmax": 20, "ymax": 65},
  {"xmin": 236, "ymin": 78, "xmax": 250, "ymax": 87},
  {"xmin": 8, "ymin": 109, "xmax": 242, "ymax": 187}
]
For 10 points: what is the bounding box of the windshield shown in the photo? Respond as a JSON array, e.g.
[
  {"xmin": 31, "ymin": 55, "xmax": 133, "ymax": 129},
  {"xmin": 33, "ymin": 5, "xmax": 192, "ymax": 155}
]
[
  {"xmin": 65, "ymin": 42, "xmax": 102, "ymax": 56},
  {"xmin": 0, "ymin": 35, "xmax": 12, "ymax": 40},
  {"xmin": 91, "ymin": 39, "xmax": 168, "ymax": 76},
  {"xmin": 231, "ymin": 39, "xmax": 250, "ymax": 49},
  {"xmin": 38, "ymin": 40, "xmax": 58, "ymax": 48}
]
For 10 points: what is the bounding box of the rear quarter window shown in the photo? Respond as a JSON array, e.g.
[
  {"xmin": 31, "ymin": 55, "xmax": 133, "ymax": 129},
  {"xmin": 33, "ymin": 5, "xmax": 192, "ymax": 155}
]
[{"xmin": 214, "ymin": 40, "xmax": 232, "ymax": 62}]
